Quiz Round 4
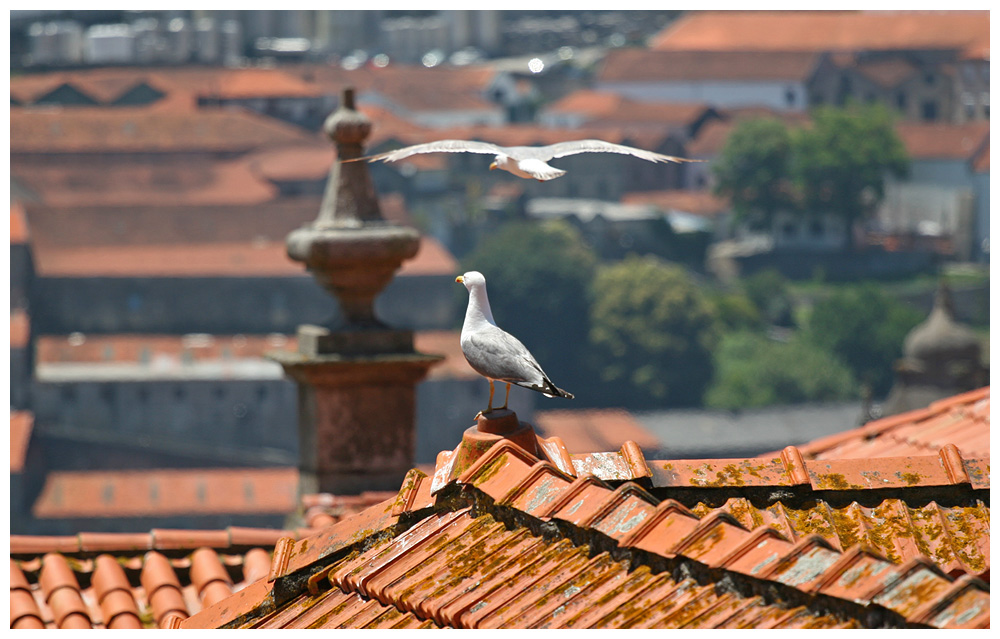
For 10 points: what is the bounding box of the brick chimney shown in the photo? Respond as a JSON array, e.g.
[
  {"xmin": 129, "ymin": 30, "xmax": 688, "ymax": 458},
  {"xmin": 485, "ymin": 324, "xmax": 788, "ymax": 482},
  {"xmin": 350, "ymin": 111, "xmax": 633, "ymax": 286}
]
[{"xmin": 270, "ymin": 88, "xmax": 441, "ymax": 501}]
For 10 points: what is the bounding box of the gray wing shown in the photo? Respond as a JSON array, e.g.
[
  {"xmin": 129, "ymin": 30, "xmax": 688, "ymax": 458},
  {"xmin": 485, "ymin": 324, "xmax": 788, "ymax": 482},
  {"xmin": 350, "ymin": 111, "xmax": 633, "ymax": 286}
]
[
  {"xmin": 537, "ymin": 139, "xmax": 701, "ymax": 164},
  {"xmin": 359, "ymin": 139, "xmax": 507, "ymax": 163},
  {"xmin": 463, "ymin": 324, "xmax": 547, "ymax": 386}
]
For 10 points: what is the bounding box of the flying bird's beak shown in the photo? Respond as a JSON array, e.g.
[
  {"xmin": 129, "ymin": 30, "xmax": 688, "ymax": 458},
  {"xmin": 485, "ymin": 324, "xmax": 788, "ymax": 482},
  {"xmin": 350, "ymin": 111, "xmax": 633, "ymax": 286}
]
[
  {"xmin": 455, "ymin": 275, "xmax": 464, "ymax": 283},
  {"xmin": 489, "ymin": 162, "xmax": 497, "ymax": 171}
]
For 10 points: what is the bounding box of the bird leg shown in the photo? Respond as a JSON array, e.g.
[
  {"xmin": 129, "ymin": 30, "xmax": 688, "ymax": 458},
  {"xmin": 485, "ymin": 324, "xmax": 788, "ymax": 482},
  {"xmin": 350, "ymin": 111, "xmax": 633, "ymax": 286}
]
[
  {"xmin": 500, "ymin": 383, "xmax": 511, "ymax": 410},
  {"xmin": 486, "ymin": 379, "xmax": 495, "ymax": 413}
]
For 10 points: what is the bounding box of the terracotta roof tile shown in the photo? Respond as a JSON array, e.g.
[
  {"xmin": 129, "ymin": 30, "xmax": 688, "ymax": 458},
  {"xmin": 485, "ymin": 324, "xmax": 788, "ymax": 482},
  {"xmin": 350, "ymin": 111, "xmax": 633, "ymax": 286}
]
[
  {"xmin": 9, "ymin": 308, "xmax": 30, "ymax": 350},
  {"xmin": 792, "ymin": 386, "xmax": 989, "ymax": 460},
  {"xmin": 28, "ymin": 227, "xmax": 450, "ymax": 280},
  {"xmin": 622, "ymin": 189, "xmax": 730, "ymax": 217},
  {"xmin": 31, "ymin": 240, "xmax": 302, "ymax": 278},
  {"xmin": 22, "ymin": 198, "xmax": 322, "ymax": 248},
  {"xmin": 599, "ymin": 49, "xmax": 821, "ymax": 83},
  {"xmin": 32, "ymin": 468, "xmax": 299, "ymax": 519},
  {"xmin": 8, "ymin": 524, "xmax": 315, "ymax": 629},
  {"xmin": 184, "ymin": 393, "xmax": 989, "ymax": 629},
  {"xmin": 534, "ymin": 409, "xmax": 662, "ymax": 454},
  {"xmin": 651, "ymin": 10, "xmax": 989, "ymax": 55},
  {"xmin": 896, "ymin": 122, "xmax": 990, "ymax": 161},
  {"xmin": 413, "ymin": 331, "xmax": 477, "ymax": 381},
  {"xmin": 971, "ymin": 142, "xmax": 989, "ymax": 172},
  {"xmin": 12, "ymin": 157, "xmax": 278, "ymax": 208},
  {"xmin": 11, "ymin": 107, "xmax": 312, "ymax": 154},
  {"xmin": 397, "ymin": 235, "xmax": 457, "ymax": 277},
  {"xmin": 10, "ymin": 201, "xmax": 30, "ymax": 244},
  {"xmin": 10, "ymin": 411, "xmax": 34, "ymax": 474},
  {"xmin": 548, "ymin": 90, "xmax": 713, "ymax": 129}
]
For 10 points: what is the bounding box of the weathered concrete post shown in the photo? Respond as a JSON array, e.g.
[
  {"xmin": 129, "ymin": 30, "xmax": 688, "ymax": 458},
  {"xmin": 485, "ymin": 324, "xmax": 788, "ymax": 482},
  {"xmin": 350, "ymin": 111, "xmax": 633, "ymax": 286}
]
[{"xmin": 271, "ymin": 88, "xmax": 442, "ymax": 498}]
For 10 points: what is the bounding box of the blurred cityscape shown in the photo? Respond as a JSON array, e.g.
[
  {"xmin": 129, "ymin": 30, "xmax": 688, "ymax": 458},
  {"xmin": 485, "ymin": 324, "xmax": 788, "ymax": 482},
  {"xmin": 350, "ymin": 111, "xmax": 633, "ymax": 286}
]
[{"xmin": 9, "ymin": 10, "xmax": 989, "ymax": 535}]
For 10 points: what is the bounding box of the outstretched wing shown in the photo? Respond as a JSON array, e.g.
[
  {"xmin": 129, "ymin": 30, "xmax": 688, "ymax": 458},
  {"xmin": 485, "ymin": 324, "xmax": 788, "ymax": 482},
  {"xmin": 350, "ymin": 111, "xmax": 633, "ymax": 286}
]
[
  {"xmin": 539, "ymin": 139, "xmax": 702, "ymax": 164},
  {"xmin": 347, "ymin": 139, "xmax": 507, "ymax": 164}
]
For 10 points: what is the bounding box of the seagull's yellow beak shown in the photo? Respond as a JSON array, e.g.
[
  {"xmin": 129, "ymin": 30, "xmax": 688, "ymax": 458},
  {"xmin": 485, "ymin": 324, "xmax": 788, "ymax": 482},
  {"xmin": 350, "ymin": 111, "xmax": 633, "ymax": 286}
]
[
  {"xmin": 489, "ymin": 162, "xmax": 497, "ymax": 171},
  {"xmin": 456, "ymin": 275, "xmax": 464, "ymax": 283}
]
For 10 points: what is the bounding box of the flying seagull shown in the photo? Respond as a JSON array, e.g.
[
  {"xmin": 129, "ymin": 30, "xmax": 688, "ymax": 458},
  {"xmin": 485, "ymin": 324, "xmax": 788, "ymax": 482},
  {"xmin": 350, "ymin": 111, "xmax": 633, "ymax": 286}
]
[
  {"xmin": 457, "ymin": 271, "xmax": 573, "ymax": 415},
  {"xmin": 346, "ymin": 139, "xmax": 701, "ymax": 181}
]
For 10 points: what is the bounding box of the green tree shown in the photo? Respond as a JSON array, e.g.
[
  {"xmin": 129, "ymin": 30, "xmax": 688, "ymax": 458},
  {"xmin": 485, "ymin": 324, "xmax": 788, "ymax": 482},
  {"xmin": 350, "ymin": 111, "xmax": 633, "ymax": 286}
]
[
  {"xmin": 589, "ymin": 255, "xmax": 719, "ymax": 408},
  {"xmin": 705, "ymin": 290, "xmax": 764, "ymax": 333},
  {"xmin": 461, "ymin": 220, "xmax": 597, "ymax": 395},
  {"xmin": 741, "ymin": 268, "xmax": 794, "ymax": 327},
  {"xmin": 705, "ymin": 332, "xmax": 857, "ymax": 410},
  {"xmin": 712, "ymin": 118, "xmax": 795, "ymax": 228},
  {"xmin": 792, "ymin": 103, "xmax": 909, "ymax": 249},
  {"xmin": 803, "ymin": 284, "xmax": 924, "ymax": 396}
]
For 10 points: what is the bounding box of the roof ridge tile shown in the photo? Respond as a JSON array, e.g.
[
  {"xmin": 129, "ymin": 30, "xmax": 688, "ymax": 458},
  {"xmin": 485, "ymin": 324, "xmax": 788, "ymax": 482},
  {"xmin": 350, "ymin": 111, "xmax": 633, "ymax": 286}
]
[
  {"xmin": 618, "ymin": 499, "xmax": 701, "ymax": 557},
  {"xmin": 579, "ymin": 483, "xmax": 660, "ymax": 539},
  {"xmin": 495, "ymin": 459, "xmax": 574, "ymax": 516},
  {"xmin": 713, "ymin": 526, "xmax": 792, "ymax": 576},
  {"xmin": 908, "ymin": 574, "xmax": 991, "ymax": 628},
  {"xmin": 542, "ymin": 474, "xmax": 614, "ymax": 521}
]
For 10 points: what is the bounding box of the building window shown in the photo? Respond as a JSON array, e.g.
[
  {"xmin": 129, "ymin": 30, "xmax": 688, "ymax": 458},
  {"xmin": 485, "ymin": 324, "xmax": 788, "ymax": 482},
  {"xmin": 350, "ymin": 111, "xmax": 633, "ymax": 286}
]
[
  {"xmin": 896, "ymin": 92, "xmax": 907, "ymax": 110},
  {"xmin": 785, "ymin": 88, "xmax": 796, "ymax": 107},
  {"xmin": 924, "ymin": 72, "xmax": 935, "ymax": 85},
  {"xmin": 921, "ymin": 101, "xmax": 938, "ymax": 121},
  {"xmin": 782, "ymin": 222, "xmax": 796, "ymax": 239},
  {"xmin": 809, "ymin": 220, "xmax": 825, "ymax": 237}
]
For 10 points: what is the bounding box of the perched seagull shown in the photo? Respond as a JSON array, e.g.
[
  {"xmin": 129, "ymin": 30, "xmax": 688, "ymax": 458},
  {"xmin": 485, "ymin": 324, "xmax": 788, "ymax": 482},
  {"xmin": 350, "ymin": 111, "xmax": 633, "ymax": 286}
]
[
  {"xmin": 457, "ymin": 271, "xmax": 573, "ymax": 414},
  {"xmin": 346, "ymin": 139, "xmax": 701, "ymax": 181}
]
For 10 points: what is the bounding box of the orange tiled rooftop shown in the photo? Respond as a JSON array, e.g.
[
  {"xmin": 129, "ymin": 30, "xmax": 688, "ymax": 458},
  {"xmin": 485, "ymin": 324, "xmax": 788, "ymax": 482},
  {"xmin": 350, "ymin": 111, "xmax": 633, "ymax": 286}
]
[
  {"xmin": 651, "ymin": 10, "xmax": 989, "ymax": 55},
  {"xmin": 11, "ymin": 387, "xmax": 990, "ymax": 629}
]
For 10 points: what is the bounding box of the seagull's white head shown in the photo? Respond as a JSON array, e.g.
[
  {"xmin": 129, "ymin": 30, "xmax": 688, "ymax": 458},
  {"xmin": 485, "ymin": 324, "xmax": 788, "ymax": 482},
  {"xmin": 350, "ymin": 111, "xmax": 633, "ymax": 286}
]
[
  {"xmin": 489, "ymin": 155, "xmax": 511, "ymax": 171},
  {"xmin": 456, "ymin": 271, "xmax": 487, "ymax": 290}
]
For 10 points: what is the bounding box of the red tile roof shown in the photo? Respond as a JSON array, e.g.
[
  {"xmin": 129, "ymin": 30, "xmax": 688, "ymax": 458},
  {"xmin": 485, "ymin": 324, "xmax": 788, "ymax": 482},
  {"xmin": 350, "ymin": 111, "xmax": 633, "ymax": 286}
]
[
  {"xmin": 35, "ymin": 333, "xmax": 295, "ymax": 365},
  {"xmin": 791, "ymin": 386, "xmax": 989, "ymax": 461},
  {"xmin": 180, "ymin": 429, "xmax": 989, "ymax": 629},
  {"xmin": 10, "ymin": 201, "xmax": 30, "ymax": 244},
  {"xmin": 534, "ymin": 409, "xmax": 662, "ymax": 455},
  {"xmin": 11, "ymin": 411, "xmax": 34, "ymax": 474},
  {"xmin": 10, "ymin": 308, "xmax": 30, "ymax": 349},
  {"xmin": 11, "ymin": 107, "xmax": 313, "ymax": 154},
  {"xmin": 548, "ymin": 90, "xmax": 713, "ymax": 128},
  {"xmin": 10, "ymin": 529, "xmax": 286, "ymax": 628},
  {"xmin": 895, "ymin": 122, "xmax": 990, "ymax": 161},
  {"xmin": 10, "ymin": 67, "xmax": 328, "ymax": 107},
  {"xmin": 599, "ymin": 49, "xmax": 822, "ymax": 83},
  {"xmin": 972, "ymin": 142, "xmax": 988, "ymax": 173},
  {"xmin": 35, "ymin": 329, "xmax": 469, "ymax": 384},
  {"xmin": 30, "ymin": 232, "xmax": 453, "ymax": 279},
  {"xmin": 651, "ymin": 10, "xmax": 989, "ymax": 56},
  {"xmin": 31, "ymin": 240, "xmax": 302, "ymax": 278},
  {"xmin": 12, "ymin": 157, "xmax": 278, "ymax": 208},
  {"xmin": 199, "ymin": 68, "xmax": 327, "ymax": 100},
  {"xmin": 622, "ymin": 189, "xmax": 730, "ymax": 217},
  {"xmin": 32, "ymin": 468, "xmax": 299, "ymax": 519},
  {"xmin": 292, "ymin": 63, "xmax": 498, "ymax": 116},
  {"xmin": 397, "ymin": 236, "xmax": 457, "ymax": 277},
  {"xmin": 413, "ymin": 331, "xmax": 478, "ymax": 381},
  {"xmin": 22, "ymin": 198, "xmax": 322, "ymax": 248}
]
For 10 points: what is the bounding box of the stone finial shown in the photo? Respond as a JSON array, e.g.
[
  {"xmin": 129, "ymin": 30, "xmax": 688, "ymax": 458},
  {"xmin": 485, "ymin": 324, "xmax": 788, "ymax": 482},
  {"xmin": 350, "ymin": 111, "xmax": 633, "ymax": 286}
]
[{"xmin": 285, "ymin": 87, "xmax": 420, "ymax": 331}]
